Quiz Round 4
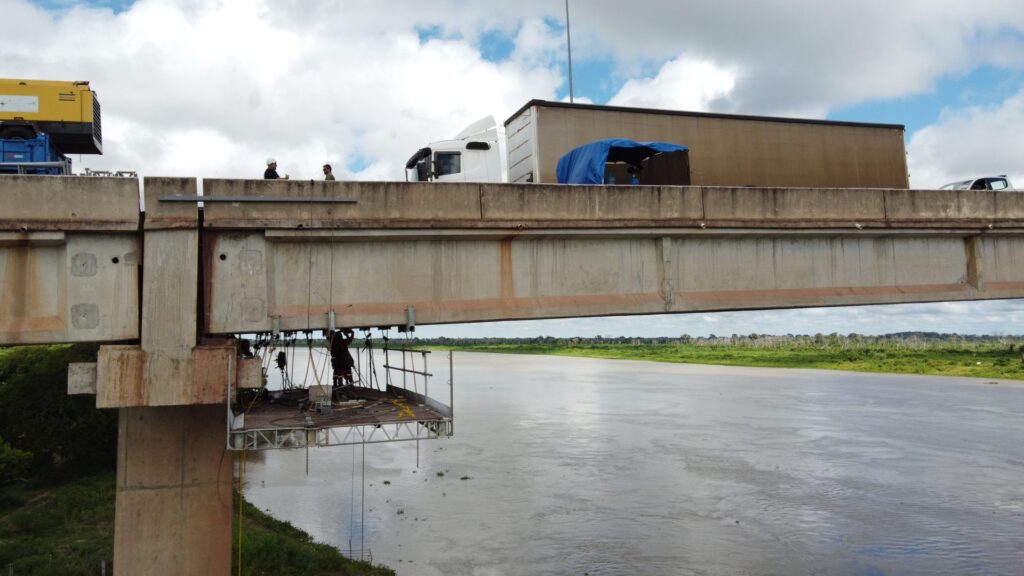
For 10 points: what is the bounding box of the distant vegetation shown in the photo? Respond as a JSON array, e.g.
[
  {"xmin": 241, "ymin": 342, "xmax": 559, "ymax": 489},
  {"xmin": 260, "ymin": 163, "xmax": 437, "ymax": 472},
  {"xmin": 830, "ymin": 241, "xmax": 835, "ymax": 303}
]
[
  {"xmin": 417, "ymin": 332, "xmax": 1024, "ymax": 380},
  {"xmin": 0, "ymin": 345, "xmax": 393, "ymax": 575}
]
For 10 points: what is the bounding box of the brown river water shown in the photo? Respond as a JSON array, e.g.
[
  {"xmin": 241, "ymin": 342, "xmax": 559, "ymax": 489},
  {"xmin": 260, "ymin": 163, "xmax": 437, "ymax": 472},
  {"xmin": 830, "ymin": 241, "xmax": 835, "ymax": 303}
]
[{"xmin": 242, "ymin": 351, "xmax": 1024, "ymax": 576}]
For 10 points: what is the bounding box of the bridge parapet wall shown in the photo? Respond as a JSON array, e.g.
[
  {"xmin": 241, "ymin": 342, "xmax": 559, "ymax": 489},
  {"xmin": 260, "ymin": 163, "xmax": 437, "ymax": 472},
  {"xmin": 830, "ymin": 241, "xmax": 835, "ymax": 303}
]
[{"xmin": 200, "ymin": 180, "xmax": 1024, "ymax": 230}]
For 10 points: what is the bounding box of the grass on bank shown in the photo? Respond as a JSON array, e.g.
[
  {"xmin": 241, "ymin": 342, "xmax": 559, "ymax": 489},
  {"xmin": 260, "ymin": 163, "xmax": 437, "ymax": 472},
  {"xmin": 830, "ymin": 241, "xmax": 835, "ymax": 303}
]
[
  {"xmin": 0, "ymin": 474, "xmax": 115, "ymax": 576},
  {"xmin": 430, "ymin": 341, "xmax": 1024, "ymax": 381},
  {"xmin": 0, "ymin": 472, "xmax": 393, "ymax": 576},
  {"xmin": 235, "ymin": 495, "xmax": 393, "ymax": 576},
  {"xmin": 0, "ymin": 344, "xmax": 393, "ymax": 576}
]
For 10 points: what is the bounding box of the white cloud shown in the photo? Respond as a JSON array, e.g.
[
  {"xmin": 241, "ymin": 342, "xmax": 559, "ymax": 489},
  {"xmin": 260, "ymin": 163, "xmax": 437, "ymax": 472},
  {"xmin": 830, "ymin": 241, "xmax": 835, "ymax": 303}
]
[
  {"xmin": 907, "ymin": 88, "xmax": 1024, "ymax": 188},
  {"xmin": 608, "ymin": 56, "xmax": 736, "ymax": 112},
  {"xmin": 1, "ymin": 0, "xmax": 564, "ymax": 180},
  {"xmin": 7, "ymin": 0, "xmax": 1024, "ymax": 181},
  {"xmin": 566, "ymin": 0, "xmax": 1024, "ymax": 115}
]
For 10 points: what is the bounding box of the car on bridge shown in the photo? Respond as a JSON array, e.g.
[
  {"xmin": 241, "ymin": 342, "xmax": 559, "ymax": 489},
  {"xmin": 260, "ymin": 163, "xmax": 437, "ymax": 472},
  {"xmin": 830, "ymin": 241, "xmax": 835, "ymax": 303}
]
[{"xmin": 940, "ymin": 175, "xmax": 1014, "ymax": 190}]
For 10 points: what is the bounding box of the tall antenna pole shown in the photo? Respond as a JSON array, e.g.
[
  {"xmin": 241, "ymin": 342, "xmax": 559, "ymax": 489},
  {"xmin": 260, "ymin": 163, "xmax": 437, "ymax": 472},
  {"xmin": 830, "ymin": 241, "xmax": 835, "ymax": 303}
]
[{"xmin": 565, "ymin": 0, "xmax": 574, "ymax": 103}]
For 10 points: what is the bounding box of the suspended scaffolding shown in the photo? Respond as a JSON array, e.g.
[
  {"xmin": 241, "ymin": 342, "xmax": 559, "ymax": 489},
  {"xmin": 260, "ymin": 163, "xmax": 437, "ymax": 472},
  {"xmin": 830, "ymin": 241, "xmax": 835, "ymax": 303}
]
[{"xmin": 226, "ymin": 328, "xmax": 453, "ymax": 451}]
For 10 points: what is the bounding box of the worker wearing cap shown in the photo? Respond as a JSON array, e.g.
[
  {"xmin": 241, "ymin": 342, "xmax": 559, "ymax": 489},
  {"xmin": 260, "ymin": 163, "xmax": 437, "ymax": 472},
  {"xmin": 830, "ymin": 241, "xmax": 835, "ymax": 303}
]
[
  {"xmin": 263, "ymin": 158, "xmax": 289, "ymax": 180},
  {"xmin": 323, "ymin": 163, "xmax": 336, "ymax": 181},
  {"xmin": 330, "ymin": 329, "xmax": 355, "ymax": 386}
]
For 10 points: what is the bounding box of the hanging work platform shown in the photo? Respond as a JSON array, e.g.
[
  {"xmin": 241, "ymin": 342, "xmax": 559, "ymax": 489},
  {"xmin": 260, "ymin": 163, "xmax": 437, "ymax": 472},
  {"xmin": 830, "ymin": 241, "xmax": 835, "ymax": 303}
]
[{"xmin": 227, "ymin": 335, "xmax": 453, "ymax": 451}]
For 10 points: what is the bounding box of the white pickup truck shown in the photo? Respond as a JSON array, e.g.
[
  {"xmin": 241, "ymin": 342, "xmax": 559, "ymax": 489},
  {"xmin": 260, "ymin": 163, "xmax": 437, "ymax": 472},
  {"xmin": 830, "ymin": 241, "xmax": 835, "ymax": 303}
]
[{"xmin": 940, "ymin": 175, "xmax": 1014, "ymax": 190}]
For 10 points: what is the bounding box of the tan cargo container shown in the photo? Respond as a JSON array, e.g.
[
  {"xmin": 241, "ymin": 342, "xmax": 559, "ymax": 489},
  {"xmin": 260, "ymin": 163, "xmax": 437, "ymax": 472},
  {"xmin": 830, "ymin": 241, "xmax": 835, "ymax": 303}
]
[{"xmin": 505, "ymin": 100, "xmax": 908, "ymax": 188}]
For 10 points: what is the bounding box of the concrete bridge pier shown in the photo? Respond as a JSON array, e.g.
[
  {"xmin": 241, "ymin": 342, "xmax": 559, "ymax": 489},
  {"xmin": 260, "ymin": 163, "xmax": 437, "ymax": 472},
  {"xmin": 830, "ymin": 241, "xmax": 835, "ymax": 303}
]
[
  {"xmin": 114, "ymin": 405, "xmax": 231, "ymax": 574},
  {"xmin": 98, "ymin": 179, "xmax": 233, "ymax": 575}
]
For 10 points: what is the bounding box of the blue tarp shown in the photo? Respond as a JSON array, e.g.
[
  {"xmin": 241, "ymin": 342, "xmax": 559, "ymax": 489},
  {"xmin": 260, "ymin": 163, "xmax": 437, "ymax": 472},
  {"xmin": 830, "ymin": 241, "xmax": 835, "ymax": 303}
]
[{"xmin": 556, "ymin": 139, "xmax": 689, "ymax": 184}]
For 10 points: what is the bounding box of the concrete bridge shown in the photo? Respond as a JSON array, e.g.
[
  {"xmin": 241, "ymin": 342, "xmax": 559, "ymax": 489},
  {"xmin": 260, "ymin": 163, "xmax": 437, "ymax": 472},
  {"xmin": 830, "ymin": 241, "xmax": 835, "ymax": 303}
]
[{"xmin": 3, "ymin": 175, "xmax": 1024, "ymax": 574}]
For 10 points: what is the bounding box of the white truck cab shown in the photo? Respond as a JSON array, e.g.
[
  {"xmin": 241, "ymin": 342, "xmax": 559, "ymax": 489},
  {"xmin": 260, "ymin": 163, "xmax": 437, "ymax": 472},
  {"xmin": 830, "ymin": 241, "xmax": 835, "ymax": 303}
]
[
  {"xmin": 940, "ymin": 175, "xmax": 1014, "ymax": 191},
  {"xmin": 405, "ymin": 116, "xmax": 503, "ymax": 183}
]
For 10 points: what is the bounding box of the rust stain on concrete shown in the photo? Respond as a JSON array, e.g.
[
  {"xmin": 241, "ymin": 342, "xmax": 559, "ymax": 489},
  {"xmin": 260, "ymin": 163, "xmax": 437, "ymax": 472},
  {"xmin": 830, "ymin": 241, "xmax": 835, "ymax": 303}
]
[
  {"xmin": 97, "ymin": 344, "xmax": 236, "ymax": 408},
  {"xmin": 674, "ymin": 283, "xmax": 972, "ymax": 302},
  {"xmin": 499, "ymin": 238, "xmax": 514, "ymax": 299},
  {"xmin": 981, "ymin": 281, "xmax": 1024, "ymax": 291},
  {"xmin": 0, "ymin": 245, "xmax": 66, "ymax": 341},
  {"xmin": 192, "ymin": 345, "xmax": 233, "ymax": 405},
  {"xmin": 1, "ymin": 246, "xmax": 30, "ymax": 321},
  {"xmin": 97, "ymin": 346, "xmax": 147, "ymax": 409}
]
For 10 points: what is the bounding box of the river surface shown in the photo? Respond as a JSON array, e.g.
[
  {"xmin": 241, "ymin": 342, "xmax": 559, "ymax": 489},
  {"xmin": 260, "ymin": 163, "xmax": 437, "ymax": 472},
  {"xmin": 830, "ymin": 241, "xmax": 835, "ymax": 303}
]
[{"xmin": 243, "ymin": 351, "xmax": 1024, "ymax": 576}]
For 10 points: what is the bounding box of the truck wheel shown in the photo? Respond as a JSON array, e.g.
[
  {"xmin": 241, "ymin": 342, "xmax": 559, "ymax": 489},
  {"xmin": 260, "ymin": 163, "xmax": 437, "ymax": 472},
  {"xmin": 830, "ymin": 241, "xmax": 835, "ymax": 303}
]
[{"xmin": 0, "ymin": 123, "xmax": 39, "ymax": 140}]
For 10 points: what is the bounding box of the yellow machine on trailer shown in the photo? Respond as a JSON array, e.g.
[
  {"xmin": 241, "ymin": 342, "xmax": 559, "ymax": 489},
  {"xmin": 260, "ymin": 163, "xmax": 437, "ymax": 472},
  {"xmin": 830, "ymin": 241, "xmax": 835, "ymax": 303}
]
[{"xmin": 0, "ymin": 78, "xmax": 102, "ymax": 154}]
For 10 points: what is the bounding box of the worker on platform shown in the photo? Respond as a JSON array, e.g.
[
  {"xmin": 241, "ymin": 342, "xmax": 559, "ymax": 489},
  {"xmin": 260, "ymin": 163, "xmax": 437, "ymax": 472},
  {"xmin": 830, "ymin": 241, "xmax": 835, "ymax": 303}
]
[
  {"xmin": 323, "ymin": 163, "xmax": 336, "ymax": 181},
  {"xmin": 264, "ymin": 158, "xmax": 289, "ymax": 180},
  {"xmin": 330, "ymin": 328, "xmax": 356, "ymax": 387}
]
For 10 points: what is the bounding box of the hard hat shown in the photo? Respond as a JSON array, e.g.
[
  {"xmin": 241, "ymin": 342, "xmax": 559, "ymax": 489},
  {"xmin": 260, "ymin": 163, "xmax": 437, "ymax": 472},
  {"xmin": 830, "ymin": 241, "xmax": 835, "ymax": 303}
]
[{"xmin": 266, "ymin": 158, "xmax": 276, "ymax": 166}]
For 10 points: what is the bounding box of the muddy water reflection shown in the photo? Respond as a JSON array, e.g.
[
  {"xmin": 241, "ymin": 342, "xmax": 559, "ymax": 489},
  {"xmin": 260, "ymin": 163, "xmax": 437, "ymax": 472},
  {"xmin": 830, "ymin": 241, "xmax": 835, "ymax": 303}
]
[{"xmin": 244, "ymin": 352, "xmax": 1024, "ymax": 576}]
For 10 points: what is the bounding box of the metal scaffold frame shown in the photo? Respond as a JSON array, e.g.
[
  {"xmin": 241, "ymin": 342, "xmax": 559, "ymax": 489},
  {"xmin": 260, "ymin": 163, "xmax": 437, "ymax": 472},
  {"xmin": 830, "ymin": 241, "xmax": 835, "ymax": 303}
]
[
  {"xmin": 226, "ymin": 330, "xmax": 454, "ymax": 452},
  {"xmin": 229, "ymin": 418, "xmax": 453, "ymax": 451}
]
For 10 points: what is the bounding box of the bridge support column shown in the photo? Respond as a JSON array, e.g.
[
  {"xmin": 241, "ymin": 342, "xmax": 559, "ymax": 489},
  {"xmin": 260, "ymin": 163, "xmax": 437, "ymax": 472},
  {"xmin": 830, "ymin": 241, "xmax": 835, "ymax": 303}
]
[
  {"xmin": 114, "ymin": 405, "xmax": 231, "ymax": 575},
  {"xmin": 108, "ymin": 178, "xmax": 233, "ymax": 574}
]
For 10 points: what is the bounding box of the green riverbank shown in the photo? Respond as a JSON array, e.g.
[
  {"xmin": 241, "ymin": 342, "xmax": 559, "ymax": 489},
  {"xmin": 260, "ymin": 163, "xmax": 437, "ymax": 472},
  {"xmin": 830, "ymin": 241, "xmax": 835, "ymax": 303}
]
[
  {"xmin": 428, "ymin": 338, "xmax": 1024, "ymax": 381},
  {"xmin": 0, "ymin": 345, "xmax": 392, "ymax": 576},
  {"xmin": 0, "ymin": 472, "xmax": 391, "ymax": 576}
]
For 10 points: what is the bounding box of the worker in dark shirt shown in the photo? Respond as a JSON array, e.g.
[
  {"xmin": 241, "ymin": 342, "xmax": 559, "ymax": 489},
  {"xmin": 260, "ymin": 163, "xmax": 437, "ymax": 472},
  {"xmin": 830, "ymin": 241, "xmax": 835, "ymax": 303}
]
[
  {"xmin": 330, "ymin": 329, "xmax": 355, "ymax": 386},
  {"xmin": 264, "ymin": 158, "xmax": 289, "ymax": 179}
]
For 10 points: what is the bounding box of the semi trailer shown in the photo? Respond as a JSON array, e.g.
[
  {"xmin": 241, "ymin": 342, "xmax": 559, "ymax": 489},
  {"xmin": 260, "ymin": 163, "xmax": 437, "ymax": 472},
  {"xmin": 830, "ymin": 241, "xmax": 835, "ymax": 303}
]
[{"xmin": 406, "ymin": 99, "xmax": 909, "ymax": 189}]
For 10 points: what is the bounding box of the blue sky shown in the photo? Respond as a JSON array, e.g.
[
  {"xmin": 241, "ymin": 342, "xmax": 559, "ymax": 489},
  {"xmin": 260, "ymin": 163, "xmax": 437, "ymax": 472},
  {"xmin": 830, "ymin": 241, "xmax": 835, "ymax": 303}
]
[
  {"xmin": 8, "ymin": 0, "xmax": 1024, "ymax": 337},
  {"xmin": 30, "ymin": 0, "xmax": 130, "ymax": 12},
  {"xmin": 834, "ymin": 66, "xmax": 1024, "ymax": 134}
]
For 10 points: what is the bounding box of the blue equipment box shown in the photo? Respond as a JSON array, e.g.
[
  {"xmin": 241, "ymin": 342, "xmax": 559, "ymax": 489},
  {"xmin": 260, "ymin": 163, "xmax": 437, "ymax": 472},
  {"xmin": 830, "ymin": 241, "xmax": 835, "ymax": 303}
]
[{"xmin": 0, "ymin": 133, "xmax": 68, "ymax": 174}]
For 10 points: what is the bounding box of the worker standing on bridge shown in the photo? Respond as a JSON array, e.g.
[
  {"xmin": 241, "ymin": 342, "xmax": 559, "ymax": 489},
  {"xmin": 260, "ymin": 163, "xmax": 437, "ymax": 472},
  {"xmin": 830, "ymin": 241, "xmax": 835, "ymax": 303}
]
[
  {"xmin": 323, "ymin": 163, "xmax": 336, "ymax": 181},
  {"xmin": 330, "ymin": 328, "xmax": 355, "ymax": 387},
  {"xmin": 264, "ymin": 158, "xmax": 289, "ymax": 179}
]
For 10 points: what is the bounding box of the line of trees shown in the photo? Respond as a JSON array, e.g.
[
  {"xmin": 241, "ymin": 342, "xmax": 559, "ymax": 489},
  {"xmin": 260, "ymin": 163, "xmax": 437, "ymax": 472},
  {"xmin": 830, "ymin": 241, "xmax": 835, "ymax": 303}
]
[{"xmin": 411, "ymin": 332, "xmax": 1024, "ymax": 349}]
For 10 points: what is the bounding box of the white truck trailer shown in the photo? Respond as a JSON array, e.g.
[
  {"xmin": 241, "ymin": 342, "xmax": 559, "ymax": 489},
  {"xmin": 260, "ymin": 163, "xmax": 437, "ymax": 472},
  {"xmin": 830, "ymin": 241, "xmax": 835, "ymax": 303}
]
[{"xmin": 406, "ymin": 99, "xmax": 909, "ymax": 189}]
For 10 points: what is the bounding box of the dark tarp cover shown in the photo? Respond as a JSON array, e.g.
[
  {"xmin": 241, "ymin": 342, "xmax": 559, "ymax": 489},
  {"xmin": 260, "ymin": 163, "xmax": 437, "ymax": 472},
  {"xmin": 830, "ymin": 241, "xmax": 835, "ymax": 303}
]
[{"xmin": 556, "ymin": 139, "xmax": 689, "ymax": 184}]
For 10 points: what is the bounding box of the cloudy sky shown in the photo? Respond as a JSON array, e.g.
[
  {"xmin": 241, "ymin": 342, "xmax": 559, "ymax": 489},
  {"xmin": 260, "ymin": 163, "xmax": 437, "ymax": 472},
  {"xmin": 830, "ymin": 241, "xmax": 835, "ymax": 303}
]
[{"xmin": 4, "ymin": 0, "xmax": 1024, "ymax": 337}]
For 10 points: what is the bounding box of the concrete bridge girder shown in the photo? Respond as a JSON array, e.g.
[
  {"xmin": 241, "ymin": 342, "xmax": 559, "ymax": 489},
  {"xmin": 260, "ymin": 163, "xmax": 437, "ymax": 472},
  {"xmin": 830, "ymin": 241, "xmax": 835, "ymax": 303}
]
[
  {"xmin": 5, "ymin": 177, "xmax": 1024, "ymax": 346},
  {"xmin": 0, "ymin": 176, "xmax": 140, "ymax": 345},
  {"xmin": 204, "ymin": 228, "xmax": 1024, "ymax": 334},
  {"xmin": 197, "ymin": 180, "xmax": 1024, "ymax": 334},
  {"xmin": 0, "ymin": 231, "xmax": 138, "ymax": 344}
]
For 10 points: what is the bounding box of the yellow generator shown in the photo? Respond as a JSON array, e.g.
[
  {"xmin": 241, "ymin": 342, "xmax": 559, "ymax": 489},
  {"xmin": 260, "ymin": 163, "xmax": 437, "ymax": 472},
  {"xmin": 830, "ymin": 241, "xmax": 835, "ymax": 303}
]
[{"xmin": 0, "ymin": 79, "xmax": 102, "ymax": 154}]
